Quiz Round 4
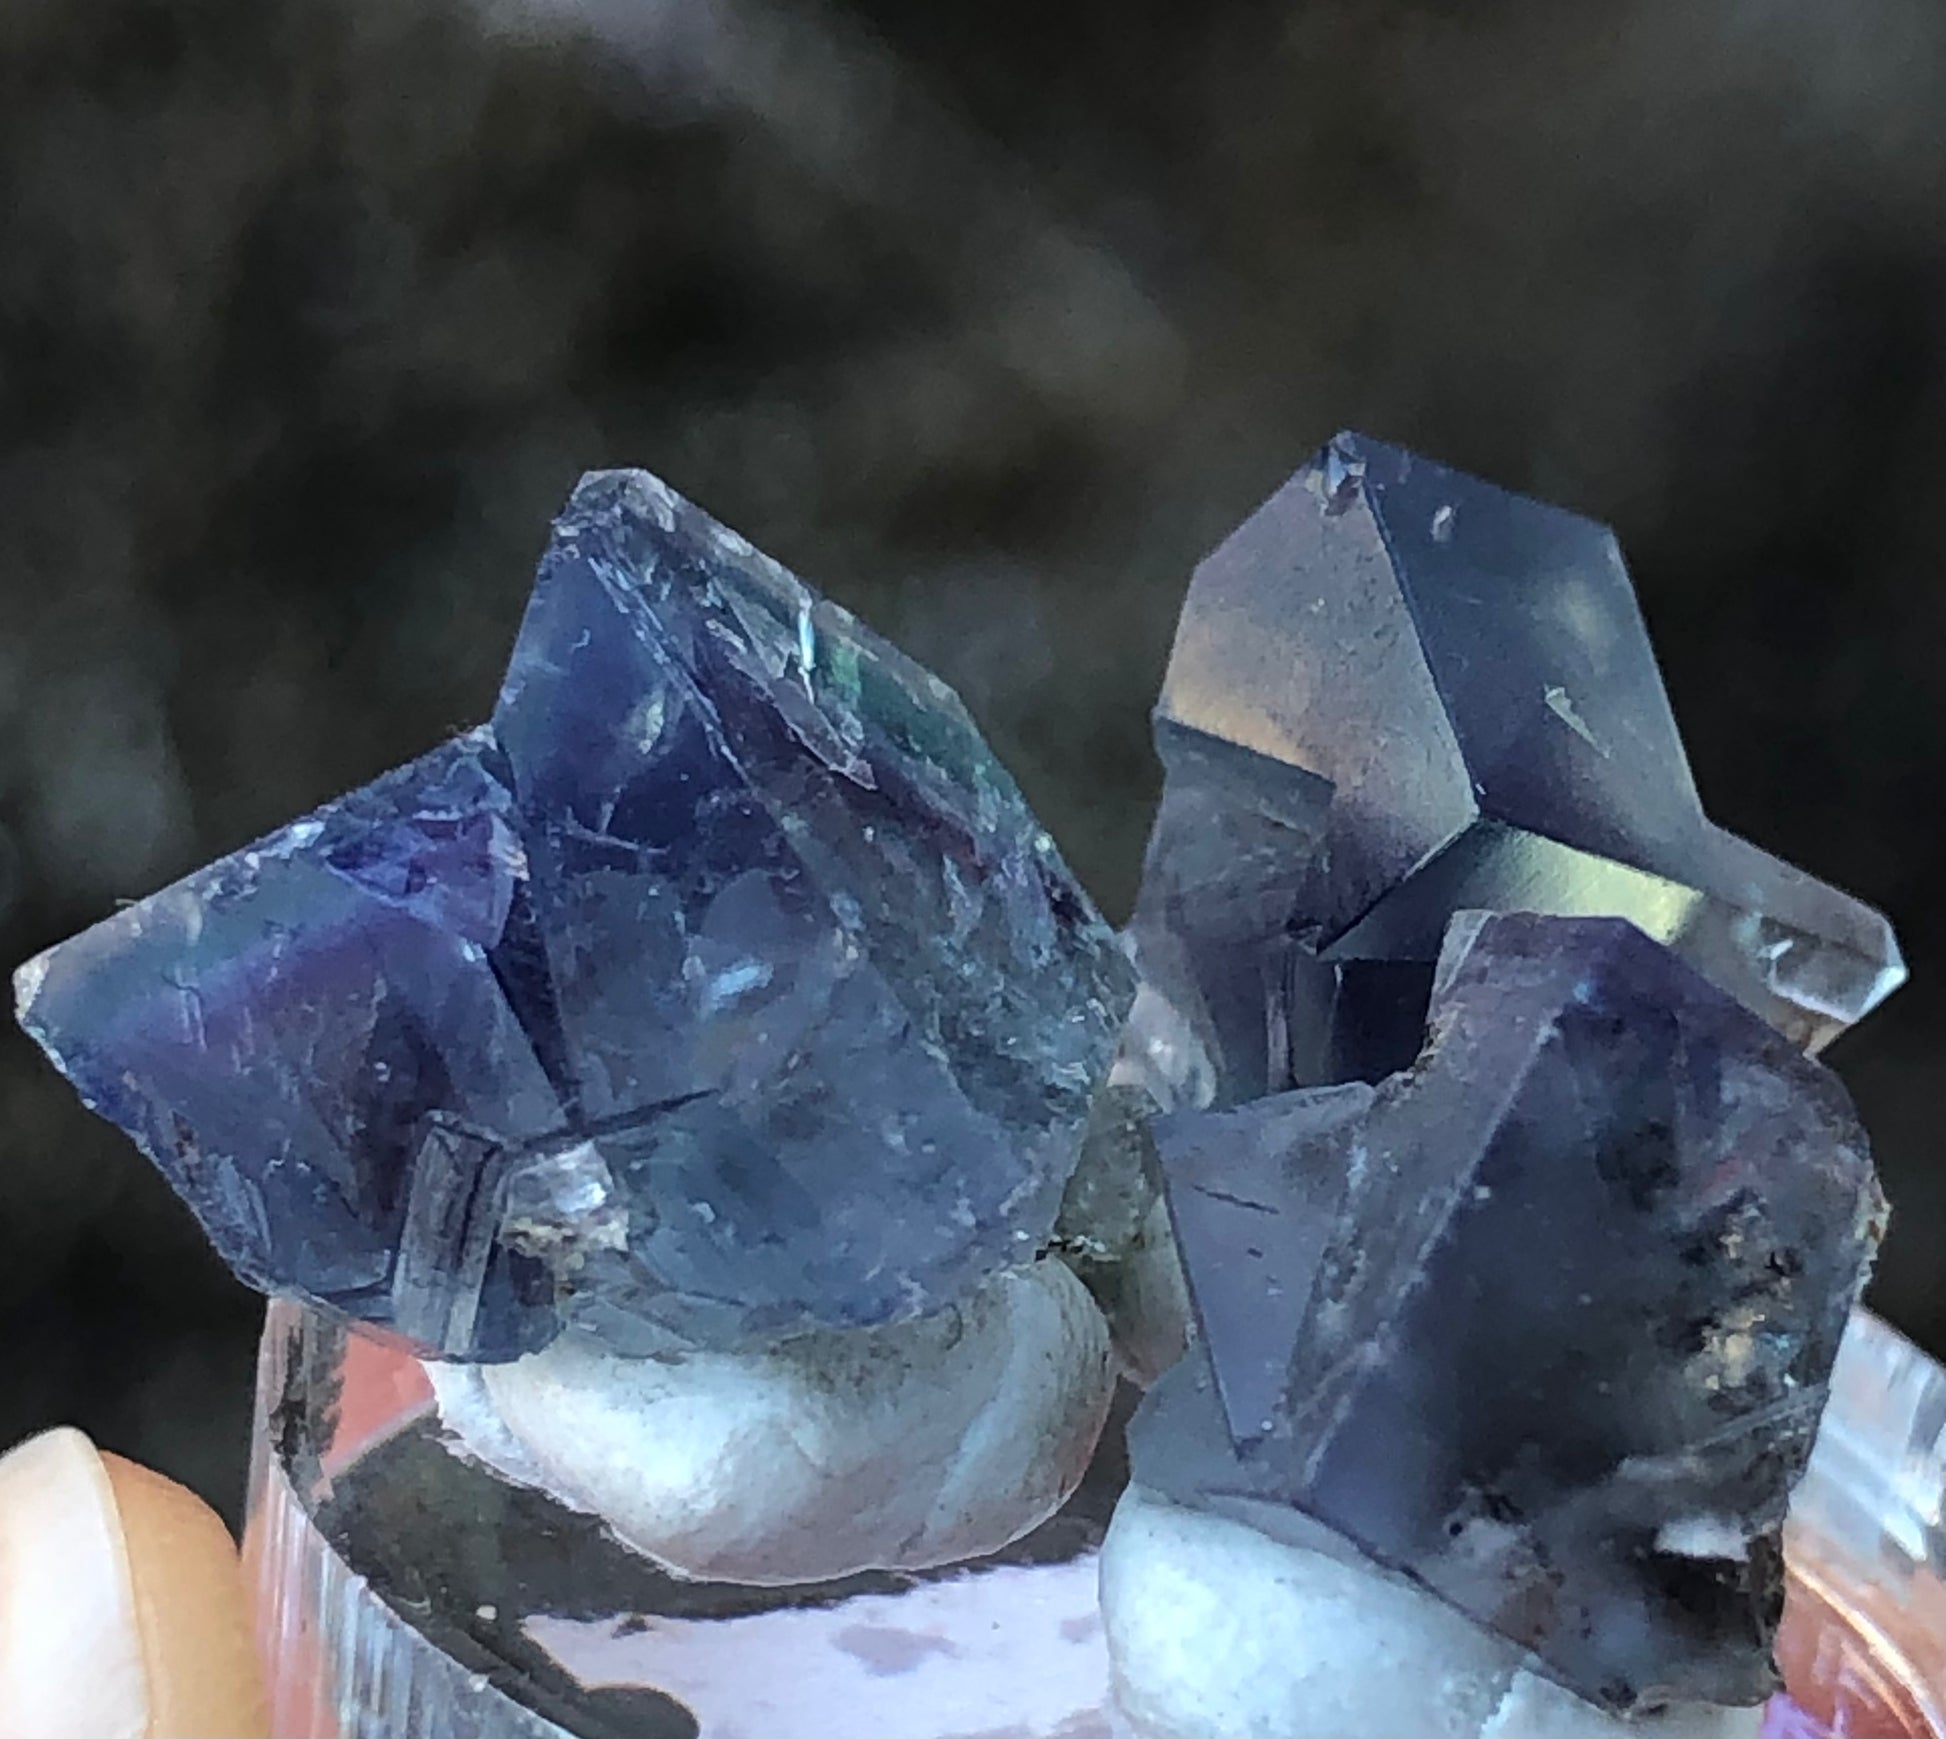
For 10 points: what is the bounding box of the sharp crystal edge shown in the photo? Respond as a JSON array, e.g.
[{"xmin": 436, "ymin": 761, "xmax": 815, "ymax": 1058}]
[
  {"xmin": 14, "ymin": 470, "xmax": 1135, "ymax": 1359},
  {"xmin": 1131, "ymin": 430, "xmax": 1905, "ymax": 1100},
  {"xmin": 1138, "ymin": 911, "xmax": 1885, "ymax": 1715}
]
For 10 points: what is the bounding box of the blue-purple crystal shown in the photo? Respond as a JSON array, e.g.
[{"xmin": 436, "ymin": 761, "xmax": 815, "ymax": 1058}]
[
  {"xmin": 15, "ymin": 471, "xmax": 1133, "ymax": 1358},
  {"xmin": 11, "ymin": 425, "xmax": 1909, "ymax": 1717},
  {"xmin": 1133, "ymin": 431, "xmax": 1904, "ymax": 1100},
  {"xmin": 1135, "ymin": 912, "xmax": 1885, "ymax": 1712}
]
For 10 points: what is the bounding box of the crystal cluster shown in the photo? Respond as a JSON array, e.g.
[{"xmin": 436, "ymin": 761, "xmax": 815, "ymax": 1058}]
[
  {"xmin": 13, "ymin": 433, "xmax": 1901, "ymax": 1720},
  {"xmin": 1128, "ymin": 434, "xmax": 1897, "ymax": 1714},
  {"xmin": 15, "ymin": 471, "xmax": 1133, "ymax": 1358},
  {"xmin": 1132, "ymin": 432, "xmax": 1902, "ymax": 1099}
]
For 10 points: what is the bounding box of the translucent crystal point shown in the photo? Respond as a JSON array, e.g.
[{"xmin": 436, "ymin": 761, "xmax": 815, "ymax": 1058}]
[
  {"xmin": 16, "ymin": 471, "xmax": 1133, "ymax": 1359},
  {"xmin": 1138, "ymin": 912, "xmax": 1885, "ymax": 1713},
  {"xmin": 1135, "ymin": 432, "xmax": 1903, "ymax": 1096}
]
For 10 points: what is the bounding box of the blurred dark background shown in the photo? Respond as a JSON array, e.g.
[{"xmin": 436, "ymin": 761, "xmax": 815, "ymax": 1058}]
[{"xmin": 1, "ymin": 0, "xmax": 1941, "ymax": 1522}]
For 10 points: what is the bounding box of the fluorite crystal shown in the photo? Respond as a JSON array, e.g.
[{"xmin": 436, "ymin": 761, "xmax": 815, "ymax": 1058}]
[
  {"xmin": 15, "ymin": 470, "xmax": 1133, "ymax": 1358},
  {"xmin": 1135, "ymin": 911, "xmax": 1885, "ymax": 1713},
  {"xmin": 11, "ymin": 429, "xmax": 1909, "ymax": 1727},
  {"xmin": 1132, "ymin": 432, "xmax": 1904, "ymax": 1100}
]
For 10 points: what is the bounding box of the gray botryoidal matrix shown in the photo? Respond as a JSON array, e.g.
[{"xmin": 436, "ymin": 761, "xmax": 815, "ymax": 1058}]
[{"xmin": 15, "ymin": 431, "xmax": 1902, "ymax": 1720}]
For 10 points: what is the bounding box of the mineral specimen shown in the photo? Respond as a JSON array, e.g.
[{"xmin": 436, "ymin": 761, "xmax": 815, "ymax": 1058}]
[
  {"xmin": 1132, "ymin": 432, "xmax": 1905, "ymax": 1098},
  {"xmin": 1136, "ymin": 911, "xmax": 1885, "ymax": 1713},
  {"xmin": 9, "ymin": 427, "xmax": 1908, "ymax": 1728},
  {"xmin": 14, "ymin": 470, "xmax": 1133, "ymax": 1359}
]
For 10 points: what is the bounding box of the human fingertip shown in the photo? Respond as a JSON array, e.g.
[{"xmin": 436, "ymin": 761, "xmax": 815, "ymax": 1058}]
[
  {"xmin": 0, "ymin": 1428, "xmax": 269, "ymax": 1739},
  {"xmin": 101, "ymin": 1451, "xmax": 268, "ymax": 1739}
]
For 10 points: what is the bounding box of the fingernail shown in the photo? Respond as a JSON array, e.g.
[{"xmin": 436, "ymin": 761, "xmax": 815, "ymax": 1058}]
[
  {"xmin": 100, "ymin": 1450, "xmax": 268, "ymax": 1739},
  {"xmin": 0, "ymin": 1426, "xmax": 150, "ymax": 1739}
]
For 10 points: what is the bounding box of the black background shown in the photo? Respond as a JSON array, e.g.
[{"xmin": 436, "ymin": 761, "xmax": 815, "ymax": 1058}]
[{"xmin": 2, "ymin": 0, "xmax": 1941, "ymax": 1521}]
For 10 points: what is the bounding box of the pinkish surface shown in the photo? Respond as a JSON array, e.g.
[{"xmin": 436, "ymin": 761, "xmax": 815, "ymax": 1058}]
[{"xmin": 1763, "ymin": 1693, "xmax": 1828, "ymax": 1737}]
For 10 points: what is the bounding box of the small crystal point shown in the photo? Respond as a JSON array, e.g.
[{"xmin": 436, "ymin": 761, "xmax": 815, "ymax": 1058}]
[
  {"xmin": 1139, "ymin": 912, "xmax": 1885, "ymax": 1712},
  {"xmin": 16, "ymin": 471, "xmax": 1133, "ymax": 1358},
  {"xmin": 1139, "ymin": 432, "xmax": 1903, "ymax": 1096},
  {"xmin": 1128, "ymin": 720, "xmax": 1331, "ymax": 1103}
]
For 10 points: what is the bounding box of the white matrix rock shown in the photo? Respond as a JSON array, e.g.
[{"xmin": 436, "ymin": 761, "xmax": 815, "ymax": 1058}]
[
  {"xmin": 431, "ymin": 1256, "xmax": 1114, "ymax": 1585},
  {"xmin": 1099, "ymin": 1484, "xmax": 1766, "ymax": 1739}
]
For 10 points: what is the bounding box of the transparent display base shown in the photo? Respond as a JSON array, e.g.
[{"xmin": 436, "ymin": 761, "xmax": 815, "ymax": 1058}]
[{"xmin": 243, "ymin": 1300, "xmax": 1945, "ymax": 1739}]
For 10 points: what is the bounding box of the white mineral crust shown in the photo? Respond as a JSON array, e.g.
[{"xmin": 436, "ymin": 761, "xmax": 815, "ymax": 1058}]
[
  {"xmin": 1099, "ymin": 1484, "xmax": 1766, "ymax": 1739},
  {"xmin": 430, "ymin": 1256, "xmax": 1114, "ymax": 1585}
]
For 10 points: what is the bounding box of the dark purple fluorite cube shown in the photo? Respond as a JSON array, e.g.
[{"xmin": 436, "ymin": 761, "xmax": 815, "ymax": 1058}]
[{"xmin": 1137, "ymin": 911, "xmax": 1884, "ymax": 1712}]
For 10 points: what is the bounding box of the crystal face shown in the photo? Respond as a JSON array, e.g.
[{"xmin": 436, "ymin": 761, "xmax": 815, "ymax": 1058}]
[
  {"xmin": 15, "ymin": 470, "xmax": 1134, "ymax": 1359},
  {"xmin": 1133, "ymin": 431, "xmax": 1904, "ymax": 1099},
  {"xmin": 1136, "ymin": 912, "xmax": 1885, "ymax": 1713}
]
